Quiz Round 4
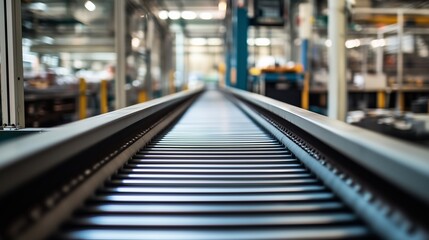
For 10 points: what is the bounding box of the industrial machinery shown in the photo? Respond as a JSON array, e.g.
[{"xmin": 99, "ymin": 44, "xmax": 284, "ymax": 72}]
[{"xmin": 0, "ymin": 87, "xmax": 428, "ymax": 240}]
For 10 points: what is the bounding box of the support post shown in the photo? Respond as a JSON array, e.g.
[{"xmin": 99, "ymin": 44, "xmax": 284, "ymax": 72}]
[
  {"xmin": 377, "ymin": 90, "xmax": 386, "ymax": 109},
  {"xmin": 175, "ymin": 30, "xmax": 185, "ymax": 91},
  {"xmin": 100, "ymin": 80, "xmax": 108, "ymax": 114},
  {"xmin": 138, "ymin": 91, "xmax": 148, "ymax": 103},
  {"xmin": 301, "ymin": 73, "xmax": 310, "ymax": 110},
  {"xmin": 0, "ymin": 0, "xmax": 25, "ymax": 129},
  {"xmin": 145, "ymin": 19, "xmax": 154, "ymax": 99},
  {"xmin": 114, "ymin": 0, "xmax": 126, "ymax": 109},
  {"xmin": 225, "ymin": 50, "xmax": 232, "ymax": 87},
  {"xmin": 79, "ymin": 78, "xmax": 87, "ymax": 119},
  {"xmin": 233, "ymin": 1, "xmax": 248, "ymax": 90},
  {"xmin": 376, "ymin": 31, "xmax": 384, "ymax": 75},
  {"xmin": 396, "ymin": 10, "xmax": 404, "ymax": 112},
  {"xmin": 328, "ymin": 0, "xmax": 347, "ymax": 121},
  {"xmin": 299, "ymin": 3, "xmax": 313, "ymax": 72}
]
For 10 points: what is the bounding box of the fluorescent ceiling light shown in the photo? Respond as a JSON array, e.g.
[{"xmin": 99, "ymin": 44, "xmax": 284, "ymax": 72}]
[
  {"xmin": 158, "ymin": 10, "xmax": 168, "ymax": 20},
  {"xmin": 207, "ymin": 38, "xmax": 222, "ymax": 45},
  {"xmin": 345, "ymin": 39, "xmax": 360, "ymax": 49},
  {"xmin": 28, "ymin": 2, "xmax": 47, "ymax": 12},
  {"xmin": 199, "ymin": 12, "xmax": 213, "ymax": 20},
  {"xmin": 84, "ymin": 0, "xmax": 96, "ymax": 12},
  {"xmin": 131, "ymin": 37, "xmax": 140, "ymax": 49},
  {"xmin": 218, "ymin": 0, "xmax": 227, "ymax": 11},
  {"xmin": 190, "ymin": 38, "xmax": 207, "ymax": 46},
  {"xmin": 325, "ymin": 39, "xmax": 332, "ymax": 47},
  {"xmin": 168, "ymin": 11, "xmax": 181, "ymax": 20},
  {"xmin": 255, "ymin": 38, "xmax": 270, "ymax": 46},
  {"xmin": 181, "ymin": 11, "xmax": 197, "ymax": 20}
]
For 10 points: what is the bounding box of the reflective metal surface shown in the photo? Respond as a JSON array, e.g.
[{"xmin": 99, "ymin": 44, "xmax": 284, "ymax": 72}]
[{"xmin": 56, "ymin": 91, "xmax": 372, "ymax": 239}]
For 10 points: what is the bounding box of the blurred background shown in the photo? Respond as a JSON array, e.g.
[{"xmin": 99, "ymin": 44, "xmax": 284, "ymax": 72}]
[{"xmin": 1, "ymin": 0, "xmax": 429, "ymax": 135}]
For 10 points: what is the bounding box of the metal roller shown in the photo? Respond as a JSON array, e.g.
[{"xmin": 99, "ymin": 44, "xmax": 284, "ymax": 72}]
[{"xmin": 55, "ymin": 91, "xmax": 372, "ymax": 239}]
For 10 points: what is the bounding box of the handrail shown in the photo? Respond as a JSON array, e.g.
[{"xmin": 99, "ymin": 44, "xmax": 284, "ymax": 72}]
[
  {"xmin": 0, "ymin": 87, "xmax": 204, "ymax": 197},
  {"xmin": 226, "ymin": 87, "xmax": 429, "ymax": 204}
]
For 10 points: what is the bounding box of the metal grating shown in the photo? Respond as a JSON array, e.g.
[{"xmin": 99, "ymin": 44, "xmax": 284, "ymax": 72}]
[{"xmin": 55, "ymin": 91, "xmax": 373, "ymax": 239}]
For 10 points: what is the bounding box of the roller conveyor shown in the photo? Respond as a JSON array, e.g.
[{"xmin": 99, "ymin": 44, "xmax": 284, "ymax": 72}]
[
  {"xmin": 53, "ymin": 91, "xmax": 370, "ymax": 239},
  {"xmin": 0, "ymin": 88, "xmax": 428, "ymax": 240}
]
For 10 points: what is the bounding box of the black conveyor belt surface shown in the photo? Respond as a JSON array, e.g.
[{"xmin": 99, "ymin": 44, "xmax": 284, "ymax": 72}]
[{"xmin": 56, "ymin": 91, "xmax": 373, "ymax": 239}]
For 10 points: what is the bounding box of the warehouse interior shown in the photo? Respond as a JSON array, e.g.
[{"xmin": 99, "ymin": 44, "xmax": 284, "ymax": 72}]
[
  {"xmin": 0, "ymin": 0, "xmax": 429, "ymax": 240},
  {"xmin": 0, "ymin": 0, "xmax": 428, "ymax": 140}
]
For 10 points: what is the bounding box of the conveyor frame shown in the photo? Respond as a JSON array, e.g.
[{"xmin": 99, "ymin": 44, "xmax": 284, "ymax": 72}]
[
  {"xmin": 0, "ymin": 86, "xmax": 428, "ymax": 240},
  {"xmin": 0, "ymin": 87, "xmax": 203, "ymax": 239},
  {"xmin": 225, "ymin": 87, "xmax": 429, "ymax": 239}
]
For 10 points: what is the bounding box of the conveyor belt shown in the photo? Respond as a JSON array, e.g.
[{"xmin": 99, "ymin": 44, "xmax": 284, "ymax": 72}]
[{"xmin": 55, "ymin": 91, "xmax": 372, "ymax": 239}]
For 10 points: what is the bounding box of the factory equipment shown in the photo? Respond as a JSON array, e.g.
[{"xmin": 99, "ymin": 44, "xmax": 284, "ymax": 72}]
[{"xmin": 0, "ymin": 87, "xmax": 428, "ymax": 240}]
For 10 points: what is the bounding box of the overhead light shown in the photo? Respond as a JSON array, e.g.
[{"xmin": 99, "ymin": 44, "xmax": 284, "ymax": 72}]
[
  {"xmin": 131, "ymin": 37, "xmax": 140, "ymax": 49},
  {"xmin": 207, "ymin": 38, "xmax": 222, "ymax": 45},
  {"xmin": 181, "ymin": 11, "xmax": 197, "ymax": 20},
  {"xmin": 247, "ymin": 38, "xmax": 255, "ymax": 46},
  {"xmin": 218, "ymin": 0, "xmax": 227, "ymax": 11},
  {"xmin": 84, "ymin": 0, "xmax": 96, "ymax": 12},
  {"xmin": 199, "ymin": 12, "xmax": 213, "ymax": 20},
  {"xmin": 28, "ymin": 2, "xmax": 47, "ymax": 12},
  {"xmin": 190, "ymin": 38, "xmax": 207, "ymax": 46},
  {"xmin": 255, "ymin": 38, "xmax": 270, "ymax": 46},
  {"xmin": 371, "ymin": 39, "xmax": 386, "ymax": 48},
  {"xmin": 325, "ymin": 39, "xmax": 332, "ymax": 47},
  {"xmin": 73, "ymin": 60, "xmax": 84, "ymax": 69},
  {"xmin": 158, "ymin": 10, "xmax": 168, "ymax": 20},
  {"xmin": 168, "ymin": 11, "xmax": 181, "ymax": 20},
  {"xmin": 345, "ymin": 39, "xmax": 360, "ymax": 49}
]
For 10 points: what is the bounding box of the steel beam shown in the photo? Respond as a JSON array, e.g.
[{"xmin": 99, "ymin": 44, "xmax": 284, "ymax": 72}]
[
  {"xmin": 114, "ymin": 0, "xmax": 127, "ymax": 109},
  {"xmin": 234, "ymin": 5, "xmax": 248, "ymax": 90},
  {"xmin": 396, "ymin": 10, "xmax": 404, "ymax": 112},
  {"xmin": 0, "ymin": 0, "xmax": 25, "ymax": 129},
  {"xmin": 328, "ymin": 0, "xmax": 347, "ymax": 121}
]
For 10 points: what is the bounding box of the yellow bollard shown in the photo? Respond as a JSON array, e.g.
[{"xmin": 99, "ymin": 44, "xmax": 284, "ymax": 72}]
[
  {"xmin": 138, "ymin": 90, "xmax": 148, "ymax": 103},
  {"xmin": 100, "ymin": 80, "xmax": 108, "ymax": 114},
  {"xmin": 301, "ymin": 73, "xmax": 310, "ymax": 110},
  {"xmin": 398, "ymin": 91, "xmax": 405, "ymax": 111},
  {"xmin": 79, "ymin": 78, "xmax": 87, "ymax": 119},
  {"xmin": 377, "ymin": 90, "xmax": 385, "ymax": 109}
]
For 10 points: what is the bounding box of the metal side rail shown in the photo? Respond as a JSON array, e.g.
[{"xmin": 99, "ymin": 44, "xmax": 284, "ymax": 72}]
[
  {"xmin": 0, "ymin": 87, "xmax": 204, "ymax": 240},
  {"xmin": 225, "ymin": 87, "xmax": 429, "ymax": 240}
]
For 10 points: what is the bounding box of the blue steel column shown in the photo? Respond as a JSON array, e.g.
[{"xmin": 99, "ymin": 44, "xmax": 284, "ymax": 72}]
[
  {"xmin": 225, "ymin": 50, "xmax": 232, "ymax": 86},
  {"xmin": 300, "ymin": 39, "xmax": 309, "ymax": 71},
  {"xmin": 232, "ymin": 3, "xmax": 248, "ymax": 90}
]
